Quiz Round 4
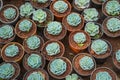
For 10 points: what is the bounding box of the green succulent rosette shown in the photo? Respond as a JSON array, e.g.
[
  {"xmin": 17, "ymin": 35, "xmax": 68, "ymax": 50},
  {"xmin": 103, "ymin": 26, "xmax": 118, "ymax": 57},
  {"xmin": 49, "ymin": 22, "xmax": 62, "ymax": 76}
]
[{"xmin": 96, "ymin": 72, "xmax": 112, "ymax": 80}]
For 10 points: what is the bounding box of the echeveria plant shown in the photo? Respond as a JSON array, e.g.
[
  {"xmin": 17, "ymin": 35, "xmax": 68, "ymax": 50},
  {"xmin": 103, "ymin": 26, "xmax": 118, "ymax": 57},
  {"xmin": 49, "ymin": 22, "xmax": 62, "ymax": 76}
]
[
  {"xmin": 91, "ymin": 39, "xmax": 108, "ymax": 55},
  {"xmin": 105, "ymin": 0, "xmax": 120, "ymax": 16},
  {"xmin": 0, "ymin": 63, "xmax": 15, "ymax": 79},
  {"xmin": 79, "ymin": 56, "xmax": 94, "ymax": 70},
  {"xmin": 115, "ymin": 50, "xmax": 120, "ymax": 62},
  {"xmin": 47, "ymin": 21, "xmax": 62, "ymax": 35},
  {"xmin": 106, "ymin": 18, "xmax": 120, "ymax": 32},
  {"xmin": 4, "ymin": 8, "xmax": 16, "ymax": 20},
  {"xmin": 20, "ymin": 2, "xmax": 35, "ymax": 17},
  {"xmin": 32, "ymin": 0, "xmax": 48, "ymax": 3},
  {"xmin": 67, "ymin": 13, "xmax": 81, "ymax": 26},
  {"xmin": 66, "ymin": 74, "xmax": 79, "ymax": 80},
  {"xmin": 46, "ymin": 42, "xmax": 60, "ymax": 56},
  {"xmin": 0, "ymin": 25, "xmax": 13, "ymax": 39},
  {"xmin": 27, "ymin": 54, "xmax": 42, "ymax": 68},
  {"xmin": 26, "ymin": 35, "xmax": 40, "ymax": 50},
  {"xmin": 74, "ymin": 0, "xmax": 90, "ymax": 8},
  {"xmin": 50, "ymin": 59, "xmax": 67, "ymax": 75},
  {"xmin": 5, "ymin": 44, "xmax": 19, "ymax": 57},
  {"xmin": 27, "ymin": 72, "xmax": 45, "ymax": 80},
  {"xmin": 85, "ymin": 22, "xmax": 99, "ymax": 36},
  {"xmin": 96, "ymin": 72, "xmax": 112, "ymax": 80},
  {"xmin": 19, "ymin": 19, "xmax": 32, "ymax": 32},
  {"xmin": 83, "ymin": 8, "xmax": 99, "ymax": 22},
  {"xmin": 32, "ymin": 9, "xmax": 47, "ymax": 23},
  {"xmin": 53, "ymin": 0, "xmax": 68, "ymax": 13}
]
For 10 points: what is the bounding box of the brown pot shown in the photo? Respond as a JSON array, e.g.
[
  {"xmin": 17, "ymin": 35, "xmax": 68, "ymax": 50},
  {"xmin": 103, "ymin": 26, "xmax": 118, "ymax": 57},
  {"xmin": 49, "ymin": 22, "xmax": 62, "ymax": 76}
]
[
  {"xmin": 72, "ymin": 53, "xmax": 96, "ymax": 76},
  {"xmin": 44, "ymin": 22, "xmax": 67, "ymax": 40},
  {"xmin": 90, "ymin": 67, "xmax": 117, "ymax": 80},
  {"xmin": 42, "ymin": 40, "xmax": 65, "ymax": 61},
  {"xmin": 23, "ymin": 52, "xmax": 46, "ymax": 71},
  {"xmin": 23, "ymin": 68, "xmax": 49, "ymax": 80},
  {"xmin": 0, "ymin": 4, "xmax": 19, "ymax": 24},
  {"xmin": 102, "ymin": 0, "xmax": 120, "ymax": 17},
  {"xmin": 1, "ymin": 42, "xmax": 24, "ymax": 62},
  {"xmin": 30, "ymin": 0, "xmax": 51, "ymax": 9},
  {"xmin": 0, "ymin": 25, "xmax": 16, "ymax": 44},
  {"xmin": 69, "ymin": 30, "xmax": 91, "ymax": 53},
  {"xmin": 48, "ymin": 57, "xmax": 72, "ymax": 79},
  {"xmin": 15, "ymin": 18, "xmax": 37, "ymax": 39},
  {"xmin": 0, "ymin": 62, "xmax": 20, "ymax": 80},
  {"xmin": 88, "ymin": 39, "xmax": 112, "ymax": 60},
  {"xmin": 50, "ymin": 0, "xmax": 72, "ymax": 21},
  {"xmin": 102, "ymin": 17, "xmax": 120, "ymax": 37},
  {"xmin": 23, "ymin": 35, "xmax": 44, "ymax": 53},
  {"xmin": 62, "ymin": 12, "xmax": 85, "ymax": 32}
]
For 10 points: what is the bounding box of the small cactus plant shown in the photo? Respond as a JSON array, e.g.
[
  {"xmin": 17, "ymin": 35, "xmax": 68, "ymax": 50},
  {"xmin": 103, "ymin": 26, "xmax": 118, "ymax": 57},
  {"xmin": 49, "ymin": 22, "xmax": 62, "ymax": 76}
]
[
  {"xmin": 65, "ymin": 74, "xmax": 79, "ymax": 80},
  {"xmin": 96, "ymin": 72, "xmax": 112, "ymax": 80},
  {"xmin": 74, "ymin": 0, "xmax": 90, "ymax": 8}
]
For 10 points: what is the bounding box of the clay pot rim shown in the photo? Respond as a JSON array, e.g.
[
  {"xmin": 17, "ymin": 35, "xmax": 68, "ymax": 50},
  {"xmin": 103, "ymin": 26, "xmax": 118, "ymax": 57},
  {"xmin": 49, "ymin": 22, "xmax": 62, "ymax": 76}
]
[
  {"xmin": 62, "ymin": 12, "xmax": 85, "ymax": 32},
  {"xmin": 102, "ymin": 16, "xmax": 120, "ymax": 37},
  {"xmin": 0, "ymin": 0, "xmax": 3, "ymax": 10},
  {"xmin": 47, "ymin": 56, "xmax": 72, "ymax": 79},
  {"xmin": 1, "ymin": 42, "xmax": 25, "ymax": 62},
  {"xmin": 15, "ymin": 18, "xmax": 37, "ymax": 39},
  {"xmin": 23, "ymin": 52, "xmax": 46, "ymax": 71},
  {"xmin": 102, "ymin": 0, "xmax": 120, "ymax": 17},
  {"xmin": 90, "ymin": 67, "xmax": 117, "ymax": 80},
  {"xmin": 88, "ymin": 39, "xmax": 112, "ymax": 59},
  {"xmin": 72, "ymin": 53, "xmax": 96, "ymax": 76},
  {"xmin": 0, "ymin": 62, "xmax": 20, "ymax": 79},
  {"xmin": 0, "ymin": 4, "xmax": 19, "ymax": 24},
  {"xmin": 23, "ymin": 68, "xmax": 49, "ymax": 80},
  {"xmin": 41, "ymin": 40, "xmax": 65, "ymax": 61},
  {"xmin": 91, "ymin": 0, "xmax": 105, "ymax": 5}
]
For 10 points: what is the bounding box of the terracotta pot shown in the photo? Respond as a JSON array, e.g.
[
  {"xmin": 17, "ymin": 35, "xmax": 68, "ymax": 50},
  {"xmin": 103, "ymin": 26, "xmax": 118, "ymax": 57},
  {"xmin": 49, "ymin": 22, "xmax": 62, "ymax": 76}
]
[
  {"xmin": 88, "ymin": 39, "xmax": 112, "ymax": 60},
  {"xmin": 50, "ymin": 0, "xmax": 71, "ymax": 21},
  {"xmin": 44, "ymin": 22, "xmax": 67, "ymax": 40},
  {"xmin": 0, "ymin": 0, "xmax": 3, "ymax": 10},
  {"xmin": 23, "ymin": 68, "xmax": 49, "ymax": 80},
  {"xmin": 69, "ymin": 30, "xmax": 91, "ymax": 53},
  {"xmin": 0, "ymin": 4, "xmax": 19, "ymax": 24},
  {"xmin": 72, "ymin": 53, "xmax": 96, "ymax": 76},
  {"xmin": 15, "ymin": 18, "xmax": 37, "ymax": 39},
  {"xmin": 48, "ymin": 57, "xmax": 72, "ymax": 79},
  {"xmin": 1, "ymin": 42, "xmax": 24, "ymax": 62},
  {"xmin": 23, "ymin": 52, "xmax": 46, "ymax": 71},
  {"xmin": 23, "ymin": 35, "xmax": 44, "ymax": 53},
  {"xmin": 102, "ymin": 17, "xmax": 120, "ymax": 37},
  {"xmin": 0, "ymin": 25, "xmax": 16, "ymax": 44},
  {"xmin": 62, "ymin": 12, "xmax": 85, "ymax": 32},
  {"xmin": 0, "ymin": 62, "xmax": 20, "ymax": 80},
  {"xmin": 42, "ymin": 40, "xmax": 65, "ymax": 61},
  {"xmin": 30, "ymin": 0, "xmax": 51, "ymax": 9},
  {"xmin": 90, "ymin": 67, "xmax": 117, "ymax": 80}
]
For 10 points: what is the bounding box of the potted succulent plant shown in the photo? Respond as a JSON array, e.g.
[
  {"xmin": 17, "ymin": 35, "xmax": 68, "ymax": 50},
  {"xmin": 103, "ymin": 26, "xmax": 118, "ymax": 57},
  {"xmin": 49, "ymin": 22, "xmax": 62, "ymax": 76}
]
[
  {"xmin": 72, "ymin": 0, "xmax": 90, "ymax": 12},
  {"xmin": 32, "ymin": 8, "xmax": 54, "ymax": 27},
  {"xmin": 15, "ymin": 18, "xmax": 37, "ymax": 39},
  {"xmin": 23, "ymin": 35, "xmax": 44, "ymax": 53},
  {"xmin": 48, "ymin": 57, "xmax": 72, "ymax": 79},
  {"xmin": 102, "ymin": 17, "xmax": 120, "ymax": 37},
  {"xmin": 90, "ymin": 67, "xmax": 117, "ymax": 80},
  {"xmin": 42, "ymin": 40, "xmax": 65, "ymax": 61},
  {"xmin": 72, "ymin": 53, "xmax": 96, "ymax": 76},
  {"xmin": 0, "ymin": 0, "xmax": 3, "ymax": 10},
  {"xmin": 19, "ymin": 2, "xmax": 35, "ymax": 18},
  {"xmin": 23, "ymin": 52, "xmax": 45, "ymax": 71},
  {"xmin": 0, "ymin": 25, "xmax": 16, "ymax": 44},
  {"xmin": 44, "ymin": 21, "xmax": 67, "ymax": 40},
  {"xmin": 0, "ymin": 4, "xmax": 19, "ymax": 24},
  {"xmin": 82, "ymin": 8, "xmax": 99, "ymax": 22},
  {"xmin": 84, "ymin": 22, "xmax": 103, "ymax": 39},
  {"xmin": 30, "ymin": 0, "xmax": 51, "ymax": 9},
  {"xmin": 62, "ymin": 12, "xmax": 85, "ymax": 32},
  {"xmin": 50, "ymin": 0, "xmax": 71, "ymax": 21},
  {"xmin": 1, "ymin": 42, "xmax": 24, "ymax": 62},
  {"xmin": 102, "ymin": 0, "xmax": 120, "ymax": 16},
  {"xmin": 0, "ymin": 62, "xmax": 20, "ymax": 80},
  {"xmin": 69, "ymin": 30, "xmax": 91, "ymax": 53},
  {"xmin": 23, "ymin": 68, "xmax": 49, "ymax": 80},
  {"xmin": 65, "ymin": 73, "xmax": 83, "ymax": 80}
]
